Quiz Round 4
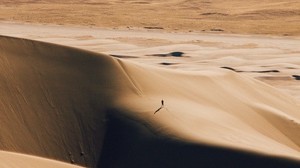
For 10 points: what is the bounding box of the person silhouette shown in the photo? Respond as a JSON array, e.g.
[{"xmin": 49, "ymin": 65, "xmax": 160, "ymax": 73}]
[{"xmin": 154, "ymin": 99, "xmax": 164, "ymax": 114}]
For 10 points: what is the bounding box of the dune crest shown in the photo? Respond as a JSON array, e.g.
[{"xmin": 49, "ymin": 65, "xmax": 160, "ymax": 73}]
[
  {"xmin": 1, "ymin": 36, "xmax": 300, "ymax": 167},
  {"xmin": 0, "ymin": 35, "xmax": 133, "ymax": 167}
]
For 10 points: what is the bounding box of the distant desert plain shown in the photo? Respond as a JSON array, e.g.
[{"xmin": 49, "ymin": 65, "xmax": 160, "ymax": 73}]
[
  {"xmin": 1, "ymin": 0, "xmax": 300, "ymax": 168},
  {"xmin": 1, "ymin": 0, "xmax": 300, "ymax": 35}
]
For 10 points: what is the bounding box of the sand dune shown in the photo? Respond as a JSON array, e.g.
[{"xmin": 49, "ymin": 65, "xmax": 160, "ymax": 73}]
[
  {"xmin": 0, "ymin": 36, "xmax": 120, "ymax": 167},
  {"xmin": 1, "ymin": 0, "xmax": 300, "ymax": 167},
  {"xmin": 1, "ymin": 22, "xmax": 299, "ymax": 101},
  {"xmin": 1, "ymin": 35, "xmax": 300, "ymax": 167},
  {"xmin": 0, "ymin": 151, "xmax": 83, "ymax": 168}
]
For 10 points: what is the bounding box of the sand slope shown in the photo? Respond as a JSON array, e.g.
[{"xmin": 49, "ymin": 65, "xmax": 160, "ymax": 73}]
[
  {"xmin": 1, "ymin": 23, "xmax": 300, "ymax": 103},
  {"xmin": 0, "ymin": 151, "xmax": 83, "ymax": 168},
  {"xmin": 0, "ymin": 35, "xmax": 128, "ymax": 167},
  {"xmin": 1, "ymin": 35, "xmax": 300, "ymax": 167}
]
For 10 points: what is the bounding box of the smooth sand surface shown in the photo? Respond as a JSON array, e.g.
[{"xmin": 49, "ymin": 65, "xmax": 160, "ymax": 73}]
[
  {"xmin": 1, "ymin": 26, "xmax": 300, "ymax": 167},
  {"xmin": 1, "ymin": 22, "xmax": 300, "ymax": 101},
  {"xmin": 0, "ymin": 151, "xmax": 83, "ymax": 168},
  {"xmin": 1, "ymin": 1, "xmax": 300, "ymax": 167}
]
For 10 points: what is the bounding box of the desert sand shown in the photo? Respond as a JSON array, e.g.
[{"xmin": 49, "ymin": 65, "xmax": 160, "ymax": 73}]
[
  {"xmin": 1, "ymin": 0, "xmax": 300, "ymax": 168},
  {"xmin": 1, "ymin": 0, "xmax": 300, "ymax": 35},
  {"xmin": 0, "ymin": 151, "xmax": 83, "ymax": 168}
]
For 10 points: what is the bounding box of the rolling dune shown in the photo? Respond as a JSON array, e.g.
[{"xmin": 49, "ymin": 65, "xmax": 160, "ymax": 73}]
[
  {"xmin": 0, "ymin": 151, "xmax": 83, "ymax": 168},
  {"xmin": 1, "ymin": 35, "xmax": 300, "ymax": 167},
  {"xmin": 0, "ymin": 35, "xmax": 126, "ymax": 167}
]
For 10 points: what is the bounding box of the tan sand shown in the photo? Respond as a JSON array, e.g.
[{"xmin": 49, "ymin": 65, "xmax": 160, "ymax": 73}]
[
  {"xmin": 1, "ymin": 0, "xmax": 300, "ymax": 167},
  {"xmin": 0, "ymin": 0, "xmax": 300, "ymax": 36},
  {"xmin": 1, "ymin": 22, "xmax": 300, "ymax": 101},
  {"xmin": 0, "ymin": 151, "xmax": 83, "ymax": 168},
  {"xmin": 1, "ymin": 35, "xmax": 300, "ymax": 167}
]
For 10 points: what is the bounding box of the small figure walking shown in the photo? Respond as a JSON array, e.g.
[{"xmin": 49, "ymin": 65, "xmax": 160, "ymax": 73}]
[{"xmin": 154, "ymin": 99, "xmax": 164, "ymax": 114}]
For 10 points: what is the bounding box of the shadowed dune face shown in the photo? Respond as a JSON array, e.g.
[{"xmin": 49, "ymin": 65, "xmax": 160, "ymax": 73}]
[
  {"xmin": 99, "ymin": 111, "xmax": 300, "ymax": 168},
  {"xmin": 0, "ymin": 36, "xmax": 136, "ymax": 167},
  {"xmin": 0, "ymin": 0, "xmax": 300, "ymax": 35},
  {"xmin": 1, "ymin": 36, "xmax": 300, "ymax": 167}
]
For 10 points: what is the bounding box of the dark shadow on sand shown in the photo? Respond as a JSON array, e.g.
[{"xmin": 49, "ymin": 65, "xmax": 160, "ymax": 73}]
[
  {"xmin": 160, "ymin": 62, "xmax": 178, "ymax": 66},
  {"xmin": 148, "ymin": 51, "xmax": 185, "ymax": 57},
  {"xmin": 221, "ymin": 67, "xmax": 280, "ymax": 73},
  {"xmin": 98, "ymin": 110, "xmax": 300, "ymax": 168},
  {"xmin": 110, "ymin": 54, "xmax": 138, "ymax": 58},
  {"xmin": 292, "ymin": 75, "xmax": 300, "ymax": 80}
]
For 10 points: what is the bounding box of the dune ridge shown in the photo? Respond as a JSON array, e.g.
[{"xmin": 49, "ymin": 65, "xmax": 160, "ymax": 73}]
[
  {"xmin": 0, "ymin": 35, "xmax": 132, "ymax": 167},
  {"xmin": 1, "ymin": 35, "xmax": 300, "ymax": 167}
]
